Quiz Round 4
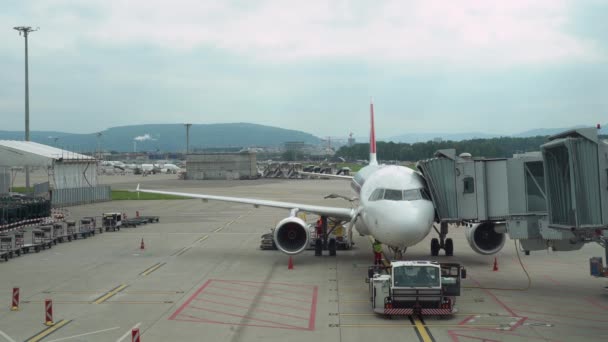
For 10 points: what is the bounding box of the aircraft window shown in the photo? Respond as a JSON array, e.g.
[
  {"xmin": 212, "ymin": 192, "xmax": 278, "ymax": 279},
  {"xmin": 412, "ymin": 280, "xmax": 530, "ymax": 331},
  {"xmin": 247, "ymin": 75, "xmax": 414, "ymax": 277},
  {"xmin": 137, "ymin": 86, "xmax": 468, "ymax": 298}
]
[
  {"xmin": 403, "ymin": 189, "xmax": 422, "ymax": 201},
  {"xmin": 384, "ymin": 189, "xmax": 403, "ymax": 201},
  {"xmin": 369, "ymin": 188, "xmax": 385, "ymax": 201}
]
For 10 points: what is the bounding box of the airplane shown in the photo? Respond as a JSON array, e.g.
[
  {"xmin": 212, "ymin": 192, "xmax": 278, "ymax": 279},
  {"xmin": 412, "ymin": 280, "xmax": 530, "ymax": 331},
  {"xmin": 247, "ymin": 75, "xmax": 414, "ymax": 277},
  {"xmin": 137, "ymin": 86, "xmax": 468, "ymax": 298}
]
[{"xmin": 137, "ymin": 100, "xmax": 506, "ymax": 259}]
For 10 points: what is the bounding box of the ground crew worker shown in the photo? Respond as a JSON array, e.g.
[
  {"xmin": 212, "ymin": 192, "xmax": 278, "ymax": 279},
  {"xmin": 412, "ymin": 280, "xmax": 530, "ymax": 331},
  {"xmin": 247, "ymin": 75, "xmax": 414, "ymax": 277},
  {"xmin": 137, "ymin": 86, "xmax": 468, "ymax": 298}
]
[
  {"xmin": 373, "ymin": 239, "xmax": 383, "ymax": 265},
  {"xmin": 315, "ymin": 218, "xmax": 323, "ymax": 238}
]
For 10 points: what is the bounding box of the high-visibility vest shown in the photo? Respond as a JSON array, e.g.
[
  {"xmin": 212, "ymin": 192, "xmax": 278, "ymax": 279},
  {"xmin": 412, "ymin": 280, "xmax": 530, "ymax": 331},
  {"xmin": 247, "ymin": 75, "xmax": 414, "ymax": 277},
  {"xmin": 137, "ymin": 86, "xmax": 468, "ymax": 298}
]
[{"xmin": 373, "ymin": 243, "xmax": 383, "ymax": 253}]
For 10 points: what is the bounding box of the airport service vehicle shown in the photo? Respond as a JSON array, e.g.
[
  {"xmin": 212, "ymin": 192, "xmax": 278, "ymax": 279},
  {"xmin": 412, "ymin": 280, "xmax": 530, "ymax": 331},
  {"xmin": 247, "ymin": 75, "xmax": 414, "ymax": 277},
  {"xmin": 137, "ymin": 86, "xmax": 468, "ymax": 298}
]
[
  {"xmin": 102, "ymin": 212, "xmax": 122, "ymax": 232},
  {"xmin": 367, "ymin": 261, "xmax": 465, "ymax": 316},
  {"xmin": 137, "ymin": 100, "xmax": 507, "ymax": 260}
]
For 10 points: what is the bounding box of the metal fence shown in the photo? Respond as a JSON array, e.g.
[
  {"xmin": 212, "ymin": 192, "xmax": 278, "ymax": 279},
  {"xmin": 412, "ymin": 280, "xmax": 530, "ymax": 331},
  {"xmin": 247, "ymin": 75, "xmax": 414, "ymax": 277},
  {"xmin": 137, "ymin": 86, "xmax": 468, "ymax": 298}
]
[{"xmin": 51, "ymin": 185, "xmax": 111, "ymax": 207}]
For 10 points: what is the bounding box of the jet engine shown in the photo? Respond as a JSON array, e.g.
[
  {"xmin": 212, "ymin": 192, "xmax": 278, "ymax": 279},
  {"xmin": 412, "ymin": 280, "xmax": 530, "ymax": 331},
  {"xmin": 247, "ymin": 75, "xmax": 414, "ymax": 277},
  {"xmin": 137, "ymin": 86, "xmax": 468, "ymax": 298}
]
[
  {"xmin": 465, "ymin": 222, "xmax": 506, "ymax": 255},
  {"xmin": 273, "ymin": 217, "xmax": 311, "ymax": 255}
]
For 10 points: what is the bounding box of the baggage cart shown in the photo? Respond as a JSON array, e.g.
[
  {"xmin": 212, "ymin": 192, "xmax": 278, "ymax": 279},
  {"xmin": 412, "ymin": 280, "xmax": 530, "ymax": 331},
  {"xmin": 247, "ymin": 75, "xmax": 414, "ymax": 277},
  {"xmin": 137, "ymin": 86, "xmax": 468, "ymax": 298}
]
[
  {"xmin": 65, "ymin": 220, "xmax": 77, "ymax": 241},
  {"xmin": 53, "ymin": 223, "xmax": 69, "ymax": 243},
  {"xmin": 78, "ymin": 217, "xmax": 96, "ymax": 238},
  {"xmin": 0, "ymin": 234, "xmax": 13, "ymax": 261},
  {"xmin": 103, "ymin": 213, "xmax": 122, "ymax": 232}
]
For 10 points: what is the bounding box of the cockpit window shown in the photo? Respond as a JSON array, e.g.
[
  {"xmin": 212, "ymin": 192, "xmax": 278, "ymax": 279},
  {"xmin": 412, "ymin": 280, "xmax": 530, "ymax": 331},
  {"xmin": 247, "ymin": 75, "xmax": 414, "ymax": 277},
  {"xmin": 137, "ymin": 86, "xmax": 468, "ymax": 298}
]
[
  {"xmin": 384, "ymin": 189, "xmax": 404, "ymax": 201},
  {"xmin": 369, "ymin": 188, "xmax": 431, "ymax": 202},
  {"xmin": 369, "ymin": 188, "xmax": 385, "ymax": 201},
  {"xmin": 403, "ymin": 189, "xmax": 422, "ymax": 201}
]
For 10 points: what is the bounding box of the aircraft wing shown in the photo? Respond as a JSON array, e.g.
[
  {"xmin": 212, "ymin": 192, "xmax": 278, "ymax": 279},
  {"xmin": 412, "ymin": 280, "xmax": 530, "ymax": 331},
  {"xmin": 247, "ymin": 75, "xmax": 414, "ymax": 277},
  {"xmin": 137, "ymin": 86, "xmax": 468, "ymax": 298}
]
[
  {"xmin": 299, "ymin": 171, "xmax": 353, "ymax": 180},
  {"xmin": 136, "ymin": 186, "xmax": 354, "ymax": 221}
]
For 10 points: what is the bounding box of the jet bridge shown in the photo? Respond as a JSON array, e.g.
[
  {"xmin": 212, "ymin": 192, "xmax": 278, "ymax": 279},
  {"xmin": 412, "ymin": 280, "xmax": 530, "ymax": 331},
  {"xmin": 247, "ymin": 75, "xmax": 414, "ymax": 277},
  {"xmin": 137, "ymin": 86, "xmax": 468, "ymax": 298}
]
[{"xmin": 417, "ymin": 127, "xmax": 608, "ymax": 255}]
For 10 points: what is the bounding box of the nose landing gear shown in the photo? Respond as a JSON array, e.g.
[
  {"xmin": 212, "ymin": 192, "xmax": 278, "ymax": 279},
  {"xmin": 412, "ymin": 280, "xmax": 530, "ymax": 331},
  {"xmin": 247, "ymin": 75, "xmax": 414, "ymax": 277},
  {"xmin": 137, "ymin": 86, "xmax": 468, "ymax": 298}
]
[
  {"xmin": 431, "ymin": 222, "xmax": 454, "ymax": 257},
  {"xmin": 389, "ymin": 246, "xmax": 407, "ymax": 260}
]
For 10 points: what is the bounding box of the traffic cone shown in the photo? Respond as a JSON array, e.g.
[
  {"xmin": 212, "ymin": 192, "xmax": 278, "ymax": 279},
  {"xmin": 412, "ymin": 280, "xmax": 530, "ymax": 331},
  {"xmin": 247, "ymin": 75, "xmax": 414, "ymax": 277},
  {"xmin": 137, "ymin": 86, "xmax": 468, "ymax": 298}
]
[
  {"xmin": 492, "ymin": 257, "xmax": 498, "ymax": 271},
  {"xmin": 140, "ymin": 238, "xmax": 145, "ymax": 250},
  {"xmin": 288, "ymin": 256, "xmax": 294, "ymax": 270}
]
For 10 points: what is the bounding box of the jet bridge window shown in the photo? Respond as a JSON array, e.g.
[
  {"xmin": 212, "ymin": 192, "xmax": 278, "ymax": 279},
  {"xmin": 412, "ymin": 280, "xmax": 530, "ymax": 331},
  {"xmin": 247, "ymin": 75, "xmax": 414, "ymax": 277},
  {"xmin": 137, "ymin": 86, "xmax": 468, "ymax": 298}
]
[
  {"xmin": 463, "ymin": 177, "xmax": 475, "ymax": 194},
  {"xmin": 525, "ymin": 161, "xmax": 547, "ymax": 212}
]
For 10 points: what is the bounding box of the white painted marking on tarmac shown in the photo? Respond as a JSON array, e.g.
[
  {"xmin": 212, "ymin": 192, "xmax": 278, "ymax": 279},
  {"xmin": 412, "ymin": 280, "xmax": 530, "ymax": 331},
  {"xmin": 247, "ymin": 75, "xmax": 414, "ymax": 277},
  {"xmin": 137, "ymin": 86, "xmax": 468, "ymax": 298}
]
[
  {"xmin": 116, "ymin": 322, "xmax": 140, "ymax": 342},
  {"xmin": 0, "ymin": 329, "xmax": 16, "ymax": 342},
  {"xmin": 46, "ymin": 326, "xmax": 119, "ymax": 342}
]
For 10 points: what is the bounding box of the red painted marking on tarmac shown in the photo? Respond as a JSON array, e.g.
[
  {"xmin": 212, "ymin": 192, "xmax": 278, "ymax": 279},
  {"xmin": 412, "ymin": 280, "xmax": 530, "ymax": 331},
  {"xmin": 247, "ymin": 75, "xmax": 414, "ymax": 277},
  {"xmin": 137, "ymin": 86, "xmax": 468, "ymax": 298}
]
[
  {"xmin": 196, "ymin": 298, "xmax": 309, "ymax": 320},
  {"xmin": 210, "ymin": 279, "xmax": 314, "ymax": 288},
  {"xmin": 543, "ymin": 274, "xmax": 561, "ymax": 286},
  {"xmin": 187, "ymin": 305, "xmax": 306, "ymax": 330},
  {"xmin": 458, "ymin": 315, "xmax": 476, "ymax": 325},
  {"xmin": 169, "ymin": 280, "xmax": 212, "ymax": 320},
  {"xmin": 447, "ymin": 331, "xmax": 501, "ymax": 342},
  {"xmin": 470, "ymin": 277, "xmax": 516, "ymax": 317},
  {"xmin": 308, "ymin": 286, "xmax": 318, "ymax": 331},
  {"xmin": 501, "ymin": 300, "xmax": 606, "ymax": 316},
  {"xmin": 206, "ymin": 285, "xmax": 312, "ymax": 303},
  {"xmin": 515, "ymin": 309, "xmax": 608, "ymax": 323},
  {"xmin": 510, "ymin": 316, "xmax": 528, "ymax": 330},
  {"xmin": 199, "ymin": 291, "xmax": 310, "ymax": 311},
  {"xmin": 447, "ymin": 329, "xmax": 562, "ymax": 342},
  {"xmin": 585, "ymin": 297, "xmax": 608, "ymax": 311},
  {"xmin": 215, "ymin": 280, "xmax": 315, "ymax": 296},
  {"xmin": 175, "ymin": 314, "xmax": 308, "ymax": 331}
]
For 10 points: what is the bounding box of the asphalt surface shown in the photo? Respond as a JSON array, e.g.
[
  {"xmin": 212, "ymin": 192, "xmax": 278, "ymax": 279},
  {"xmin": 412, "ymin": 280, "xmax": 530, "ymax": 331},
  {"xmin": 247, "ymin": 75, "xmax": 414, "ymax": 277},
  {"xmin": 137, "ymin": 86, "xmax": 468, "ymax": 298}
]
[{"xmin": 1, "ymin": 176, "xmax": 607, "ymax": 342}]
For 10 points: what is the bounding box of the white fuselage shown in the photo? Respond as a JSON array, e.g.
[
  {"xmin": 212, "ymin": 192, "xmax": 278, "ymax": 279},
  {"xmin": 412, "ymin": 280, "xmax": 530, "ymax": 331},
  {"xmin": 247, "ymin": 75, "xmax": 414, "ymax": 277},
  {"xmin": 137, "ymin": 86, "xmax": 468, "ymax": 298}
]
[{"xmin": 351, "ymin": 165, "xmax": 435, "ymax": 249}]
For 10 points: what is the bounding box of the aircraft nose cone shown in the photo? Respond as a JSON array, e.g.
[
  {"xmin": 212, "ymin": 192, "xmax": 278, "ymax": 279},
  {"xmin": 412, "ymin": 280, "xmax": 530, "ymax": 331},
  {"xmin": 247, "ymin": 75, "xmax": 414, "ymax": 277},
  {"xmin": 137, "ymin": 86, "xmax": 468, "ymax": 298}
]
[{"xmin": 366, "ymin": 202, "xmax": 434, "ymax": 248}]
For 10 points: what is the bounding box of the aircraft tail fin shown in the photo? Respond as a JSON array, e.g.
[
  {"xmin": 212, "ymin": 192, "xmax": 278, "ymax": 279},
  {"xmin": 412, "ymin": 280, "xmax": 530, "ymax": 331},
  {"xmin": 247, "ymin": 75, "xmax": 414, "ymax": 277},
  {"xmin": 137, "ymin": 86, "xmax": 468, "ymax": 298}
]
[{"xmin": 369, "ymin": 98, "xmax": 378, "ymax": 166}]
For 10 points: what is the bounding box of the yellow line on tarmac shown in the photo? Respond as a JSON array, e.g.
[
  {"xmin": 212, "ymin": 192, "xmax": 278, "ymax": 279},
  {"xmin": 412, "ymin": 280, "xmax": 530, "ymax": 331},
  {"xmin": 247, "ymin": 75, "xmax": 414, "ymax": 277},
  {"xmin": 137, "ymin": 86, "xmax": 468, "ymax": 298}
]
[
  {"xmin": 25, "ymin": 319, "xmax": 71, "ymax": 342},
  {"xmin": 140, "ymin": 262, "xmax": 165, "ymax": 276},
  {"xmin": 412, "ymin": 316, "xmax": 433, "ymax": 342},
  {"xmin": 93, "ymin": 285, "xmax": 128, "ymax": 304}
]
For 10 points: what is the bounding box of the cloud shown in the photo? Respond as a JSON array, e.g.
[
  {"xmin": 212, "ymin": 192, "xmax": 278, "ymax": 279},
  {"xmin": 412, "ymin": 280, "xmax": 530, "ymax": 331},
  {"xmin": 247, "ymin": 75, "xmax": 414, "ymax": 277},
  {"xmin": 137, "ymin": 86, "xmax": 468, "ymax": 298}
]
[{"xmin": 4, "ymin": 0, "xmax": 604, "ymax": 67}]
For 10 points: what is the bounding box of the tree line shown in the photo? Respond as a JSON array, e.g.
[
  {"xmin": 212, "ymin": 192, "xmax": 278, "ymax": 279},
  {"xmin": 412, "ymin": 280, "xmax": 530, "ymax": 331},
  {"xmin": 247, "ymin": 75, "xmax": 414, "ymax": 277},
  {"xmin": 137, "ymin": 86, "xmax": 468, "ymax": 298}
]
[{"xmin": 336, "ymin": 136, "xmax": 558, "ymax": 162}]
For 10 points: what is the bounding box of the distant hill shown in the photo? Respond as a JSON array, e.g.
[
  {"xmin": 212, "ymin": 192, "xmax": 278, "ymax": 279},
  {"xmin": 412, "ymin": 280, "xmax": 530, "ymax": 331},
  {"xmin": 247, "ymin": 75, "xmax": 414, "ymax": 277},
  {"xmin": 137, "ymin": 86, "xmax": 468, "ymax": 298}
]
[
  {"xmin": 385, "ymin": 124, "xmax": 606, "ymax": 143},
  {"xmin": 0, "ymin": 123, "xmax": 321, "ymax": 153}
]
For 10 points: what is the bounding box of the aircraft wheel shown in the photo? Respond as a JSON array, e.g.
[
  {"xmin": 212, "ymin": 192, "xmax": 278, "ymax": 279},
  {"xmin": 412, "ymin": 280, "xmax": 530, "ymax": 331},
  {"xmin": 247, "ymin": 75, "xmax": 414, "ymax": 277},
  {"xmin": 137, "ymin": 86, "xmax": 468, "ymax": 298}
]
[
  {"xmin": 328, "ymin": 239, "xmax": 337, "ymax": 256},
  {"xmin": 431, "ymin": 238, "xmax": 440, "ymax": 256},
  {"xmin": 445, "ymin": 238, "xmax": 454, "ymax": 256}
]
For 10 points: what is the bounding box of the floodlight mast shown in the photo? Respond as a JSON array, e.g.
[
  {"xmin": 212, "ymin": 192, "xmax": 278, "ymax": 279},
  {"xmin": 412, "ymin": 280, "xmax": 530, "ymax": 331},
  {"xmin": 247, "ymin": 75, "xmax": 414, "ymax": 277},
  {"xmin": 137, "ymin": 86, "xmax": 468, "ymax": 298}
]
[{"xmin": 13, "ymin": 26, "xmax": 39, "ymax": 189}]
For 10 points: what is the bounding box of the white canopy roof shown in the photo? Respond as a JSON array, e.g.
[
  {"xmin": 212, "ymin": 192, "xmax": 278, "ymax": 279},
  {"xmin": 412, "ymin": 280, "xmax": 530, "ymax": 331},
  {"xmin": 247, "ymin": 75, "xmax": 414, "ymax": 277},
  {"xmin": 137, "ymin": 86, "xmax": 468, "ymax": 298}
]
[{"xmin": 0, "ymin": 140, "xmax": 95, "ymax": 167}]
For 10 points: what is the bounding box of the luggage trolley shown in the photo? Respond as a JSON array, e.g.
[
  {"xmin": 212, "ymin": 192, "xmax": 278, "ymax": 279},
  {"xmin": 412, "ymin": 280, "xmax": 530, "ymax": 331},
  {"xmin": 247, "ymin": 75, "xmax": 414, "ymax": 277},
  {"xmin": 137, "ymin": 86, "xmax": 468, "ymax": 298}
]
[
  {"xmin": 22, "ymin": 229, "xmax": 51, "ymax": 253},
  {"xmin": 0, "ymin": 234, "xmax": 13, "ymax": 261},
  {"xmin": 53, "ymin": 222, "xmax": 68, "ymax": 243},
  {"xmin": 39, "ymin": 225, "xmax": 56, "ymax": 245},
  {"xmin": 14, "ymin": 231, "xmax": 24, "ymax": 255},
  {"xmin": 78, "ymin": 217, "xmax": 96, "ymax": 238},
  {"xmin": 103, "ymin": 213, "xmax": 122, "ymax": 232},
  {"xmin": 65, "ymin": 220, "xmax": 77, "ymax": 241}
]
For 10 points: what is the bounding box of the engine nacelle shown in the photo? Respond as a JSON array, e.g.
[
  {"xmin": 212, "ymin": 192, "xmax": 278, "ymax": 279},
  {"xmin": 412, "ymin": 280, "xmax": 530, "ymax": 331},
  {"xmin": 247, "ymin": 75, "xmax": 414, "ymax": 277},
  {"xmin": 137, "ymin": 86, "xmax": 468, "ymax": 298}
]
[
  {"xmin": 465, "ymin": 222, "xmax": 506, "ymax": 255},
  {"xmin": 273, "ymin": 217, "xmax": 311, "ymax": 255}
]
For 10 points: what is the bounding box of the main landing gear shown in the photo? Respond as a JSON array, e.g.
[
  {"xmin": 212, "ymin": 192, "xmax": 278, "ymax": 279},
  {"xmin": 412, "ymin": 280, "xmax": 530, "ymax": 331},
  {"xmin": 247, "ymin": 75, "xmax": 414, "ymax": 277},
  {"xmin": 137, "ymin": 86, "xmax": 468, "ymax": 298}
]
[
  {"xmin": 431, "ymin": 222, "xmax": 453, "ymax": 257},
  {"xmin": 314, "ymin": 216, "xmax": 338, "ymax": 257}
]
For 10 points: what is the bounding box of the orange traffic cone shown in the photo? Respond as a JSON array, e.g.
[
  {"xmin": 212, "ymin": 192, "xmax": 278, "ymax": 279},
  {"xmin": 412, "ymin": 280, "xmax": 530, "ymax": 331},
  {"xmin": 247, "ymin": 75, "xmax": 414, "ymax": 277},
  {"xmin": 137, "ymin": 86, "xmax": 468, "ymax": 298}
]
[
  {"xmin": 492, "ymin": 257, "xmax": 498, "ymax": 271},
  {"xmin": 140, "ymin": 238, "xmax": 145, "ymax": 250},
  {"xmin": 288, "ymin": 256, "xmax": 294, "ymax": 270}
]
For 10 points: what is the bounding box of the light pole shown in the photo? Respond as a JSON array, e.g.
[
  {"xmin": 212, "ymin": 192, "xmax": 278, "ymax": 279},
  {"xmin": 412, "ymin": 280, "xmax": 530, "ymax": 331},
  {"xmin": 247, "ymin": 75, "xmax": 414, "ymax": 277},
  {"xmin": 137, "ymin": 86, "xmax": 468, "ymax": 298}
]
[
  {"xmin": 14, "ymin": 26, "xmax": 38, "ymax": 189},
  {"xmin": 184, "ymin": 124, "xmax": 192, "ymax": 154}
]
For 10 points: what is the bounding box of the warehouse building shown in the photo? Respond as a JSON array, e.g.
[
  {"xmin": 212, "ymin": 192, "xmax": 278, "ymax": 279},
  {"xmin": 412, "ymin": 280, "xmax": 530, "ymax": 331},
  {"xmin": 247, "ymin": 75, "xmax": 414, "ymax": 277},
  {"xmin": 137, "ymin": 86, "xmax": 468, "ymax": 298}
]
[
  {"xmin": 186, "ymin": 151, "xmax": 258, "ymax": 180},
  {"xmin": 0, "ymin": 141, "xmax": 109, "ymax": 206}
]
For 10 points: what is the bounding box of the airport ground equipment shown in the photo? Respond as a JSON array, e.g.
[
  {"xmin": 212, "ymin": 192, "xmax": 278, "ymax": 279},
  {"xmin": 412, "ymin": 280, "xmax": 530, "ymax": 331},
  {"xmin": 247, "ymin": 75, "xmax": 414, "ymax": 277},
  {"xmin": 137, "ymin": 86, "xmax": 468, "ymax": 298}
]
[
  {"xmin": 103, "ymin": 212, "xmax": 122, "ymax": 232},
  {"xmin": 52, "ymin": 222, "xmax": 69, "ymax": 243},
  {"xmin": 138, "ymin": 216, "xmax": 159, "ymax": 223},
  {"xmin": 417, "ymin": 127, "xmax": 608, "ymax": 257},
  {"xmin": 122, "ymin": 218, "xmax": 147, "ymax": 227},
  {"xmin": 21, "ymin": 229, "xmax": 51, "ymax": 253},
  {"xmin": 260, "ymin": 230, "xmax": 277, "ymax": 250},
  {"xmin": 78, "ymin": 217, "xmax": 96, "ymax": 237},
  {"xmin": 65, "ymin": 220, "xmax": 77, "ymax": 240},
  {"xmin": 0, "ymin": 195, "xmax": 51, "ymax": 232},
  {"xmin": 39, "ymin": 225, "xmax": 56, "ymax": 245},
  {"xmin": 367, "ymin": 261, "xmax": 466, "ymax": 316},
  {"xmin": 0, "ymin": 234, "xmax": 13, "ymax": 261}
]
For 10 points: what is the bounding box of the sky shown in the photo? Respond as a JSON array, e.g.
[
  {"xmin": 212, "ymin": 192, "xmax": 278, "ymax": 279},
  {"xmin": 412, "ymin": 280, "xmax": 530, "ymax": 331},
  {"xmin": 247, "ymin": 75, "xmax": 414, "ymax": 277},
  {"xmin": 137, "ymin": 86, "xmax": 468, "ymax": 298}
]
[{"xmin": 1, "ymin": 0, "xmax": 607, "ymax": 138}]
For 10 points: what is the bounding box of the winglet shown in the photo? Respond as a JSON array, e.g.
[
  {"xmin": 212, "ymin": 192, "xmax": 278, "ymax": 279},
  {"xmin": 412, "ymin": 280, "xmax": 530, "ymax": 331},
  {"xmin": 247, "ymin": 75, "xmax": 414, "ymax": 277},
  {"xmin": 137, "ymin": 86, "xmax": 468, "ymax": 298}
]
[
  {"xmin": 136, "ymin": 183, "xmax": 140, "ymax": 192},
  {"xmin": 369, "ymin": 97, "xmax": 378, "ymax": 166}
]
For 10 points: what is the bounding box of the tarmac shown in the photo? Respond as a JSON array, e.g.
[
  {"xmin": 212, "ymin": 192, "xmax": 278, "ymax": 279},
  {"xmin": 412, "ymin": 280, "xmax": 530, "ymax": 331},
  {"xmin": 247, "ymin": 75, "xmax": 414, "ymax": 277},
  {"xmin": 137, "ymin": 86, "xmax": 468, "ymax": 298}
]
[{"xmin": 1, "ymin": 175, "xmax": 608, "ymax": 342}]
